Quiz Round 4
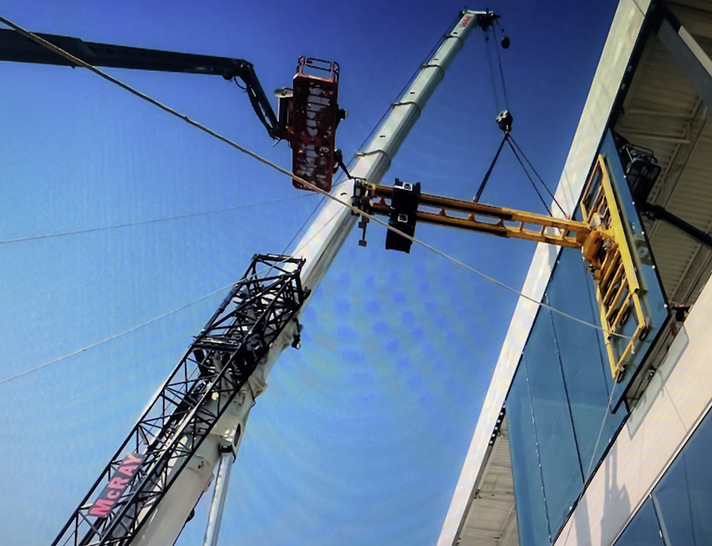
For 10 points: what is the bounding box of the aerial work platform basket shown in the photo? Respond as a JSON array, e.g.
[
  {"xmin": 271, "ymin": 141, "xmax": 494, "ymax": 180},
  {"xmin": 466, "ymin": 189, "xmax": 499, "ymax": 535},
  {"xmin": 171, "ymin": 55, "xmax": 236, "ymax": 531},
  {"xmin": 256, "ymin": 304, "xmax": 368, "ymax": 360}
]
[{"xmin": 289, "ymin": 57, "xmax": 341, "ymax": 192}]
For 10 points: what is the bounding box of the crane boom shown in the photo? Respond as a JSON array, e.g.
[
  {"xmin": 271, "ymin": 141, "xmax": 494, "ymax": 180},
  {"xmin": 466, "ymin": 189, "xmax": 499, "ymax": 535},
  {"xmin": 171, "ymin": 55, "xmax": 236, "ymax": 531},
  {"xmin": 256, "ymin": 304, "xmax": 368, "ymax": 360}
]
[
  {"xmin": 293, "ymin": 10, "xmax": 499, "ymax": 294},
  {"xmin": 0, "ymin": 22, "xmax": 342, "ymax": 190},
  {"xmin": 53, "ymin": 255, "xmax": 309, "ymax": 545},
  {"xmin": 0, "ymin": 28, "xmax": 285, "ymax": 139},
  {"xmin": 358, "ymin": 180, "xmax": 591, "ymax": 248},
  {"xmin": 49, "ymin": 9, "xmax": 500, "ymax": 545}
]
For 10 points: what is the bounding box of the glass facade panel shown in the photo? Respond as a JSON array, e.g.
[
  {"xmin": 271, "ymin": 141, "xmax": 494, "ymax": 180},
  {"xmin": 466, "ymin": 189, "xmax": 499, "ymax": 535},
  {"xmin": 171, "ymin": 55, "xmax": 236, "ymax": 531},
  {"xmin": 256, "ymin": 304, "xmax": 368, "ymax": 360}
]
[
  {"xmin": 546, "ymin": 248, "xmax": 626, "ymax": 479},
  {"xmin": 653, "ymin": 408, "xmax": 712, "ymax": 545},
  {"xmin": 523, "ymin": 316, "xmax": 583, "ymax": 533},
  {"xmin": 506, "ymin": 130, "xmax": 670, "ymax": 543},
  {"xmin": 507, "ymin": 254, "xmax": 627, "ymax": 543},
  {"xmin": 599, "ymin": 133, "xmax": 669, "ymax": 409},
  {"xmin": 610, "ymin": 409, "xmax": 712, "ymax": 545},
  {"xmin": 506, "ymin": 369, "xmax": 550, "ymax": 546},
  {"xmin": 614, "ymin": 498, "xmax": 665, "ymax": 546}
]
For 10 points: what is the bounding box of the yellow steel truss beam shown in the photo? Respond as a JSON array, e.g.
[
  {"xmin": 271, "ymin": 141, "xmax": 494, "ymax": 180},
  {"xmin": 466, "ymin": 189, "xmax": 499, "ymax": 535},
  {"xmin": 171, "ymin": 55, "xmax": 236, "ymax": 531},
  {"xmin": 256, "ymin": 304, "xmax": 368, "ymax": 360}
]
[
  {"xmin": 361, "ymin": 154, "xmax": 651, "ymax": 382},
  {"xmin": 367, "ymin": 184, "xmax": 591, "ymax": 248}
]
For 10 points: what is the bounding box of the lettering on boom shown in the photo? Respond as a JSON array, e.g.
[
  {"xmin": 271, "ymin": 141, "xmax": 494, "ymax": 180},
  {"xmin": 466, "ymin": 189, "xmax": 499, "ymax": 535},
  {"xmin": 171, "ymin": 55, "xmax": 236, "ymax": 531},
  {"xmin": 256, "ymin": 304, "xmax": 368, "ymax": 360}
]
[{"xmin": 88, "ymin": 452, "xmax": 145, "ymax": 517}]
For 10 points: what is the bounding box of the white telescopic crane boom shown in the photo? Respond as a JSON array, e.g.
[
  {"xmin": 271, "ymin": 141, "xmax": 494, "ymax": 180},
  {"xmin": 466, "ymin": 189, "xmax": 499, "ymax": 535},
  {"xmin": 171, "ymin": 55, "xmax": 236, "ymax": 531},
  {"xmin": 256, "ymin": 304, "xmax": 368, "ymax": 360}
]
[
  {"xmin": 52, "ymin": 10, "xmax": 497, "ymax": 546},
  {"xmin": 199, "ymin": 11, "xmax": 497, "ymax": 545},
  {"xmin": 295, "ymin": 10, "xmax": 493, "ymax": 294},
  {"xmin": 135, "ymin": 11, "xmax": 494, "ymax": 546}
]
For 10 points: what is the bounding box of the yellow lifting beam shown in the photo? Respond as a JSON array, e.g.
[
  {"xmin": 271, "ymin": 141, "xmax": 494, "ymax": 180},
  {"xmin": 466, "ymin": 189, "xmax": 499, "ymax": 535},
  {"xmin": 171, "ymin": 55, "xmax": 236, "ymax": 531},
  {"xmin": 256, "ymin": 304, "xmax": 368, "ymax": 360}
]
[
  {"xmin": 358, "ymin": 154, "xmax": 650, "ymax": 382},
  {"xmin": 366, "ymin": 183, "xmax": 592, "ymax": 249}
]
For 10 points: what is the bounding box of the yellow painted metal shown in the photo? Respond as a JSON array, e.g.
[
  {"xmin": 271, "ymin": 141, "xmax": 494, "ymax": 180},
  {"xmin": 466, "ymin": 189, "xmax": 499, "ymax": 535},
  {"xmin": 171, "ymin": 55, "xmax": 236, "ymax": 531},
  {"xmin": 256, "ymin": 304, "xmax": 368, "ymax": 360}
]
[
  {"xmin": 364, "ymin": 153, "xmax": 650, "ymax": 382},
  {"xmin": 367, "ymin": 184, "xmax": 591, "ymax": 248},
  {"xmin": 579, "ymin": 156, "xmax": 649, "ymax": 382}
]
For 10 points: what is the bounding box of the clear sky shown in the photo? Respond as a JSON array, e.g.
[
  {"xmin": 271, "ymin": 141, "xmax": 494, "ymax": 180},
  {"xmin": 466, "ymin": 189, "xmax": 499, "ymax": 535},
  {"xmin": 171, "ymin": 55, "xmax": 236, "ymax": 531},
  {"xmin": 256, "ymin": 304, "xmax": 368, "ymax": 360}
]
[{"xmin": 0, "ymin": 1, "xmax": 618, "ymax": 544}]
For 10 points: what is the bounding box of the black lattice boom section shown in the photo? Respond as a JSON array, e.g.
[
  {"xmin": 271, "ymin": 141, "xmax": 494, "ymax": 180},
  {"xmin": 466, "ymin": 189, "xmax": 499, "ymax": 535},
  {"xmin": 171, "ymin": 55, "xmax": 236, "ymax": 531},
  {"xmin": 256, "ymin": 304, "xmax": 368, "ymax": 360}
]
[{"xmin": 53, "ymin": 254, "xmax": 308, "ymax": 546}]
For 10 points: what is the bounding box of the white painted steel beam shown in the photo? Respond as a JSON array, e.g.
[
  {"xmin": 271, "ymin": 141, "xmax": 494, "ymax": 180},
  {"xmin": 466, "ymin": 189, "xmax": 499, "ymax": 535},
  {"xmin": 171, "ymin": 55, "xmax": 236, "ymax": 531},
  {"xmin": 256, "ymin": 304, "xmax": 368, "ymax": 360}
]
[{"xmin": 658, "ymin": 15, "xmax": 712, "ymax": 111}]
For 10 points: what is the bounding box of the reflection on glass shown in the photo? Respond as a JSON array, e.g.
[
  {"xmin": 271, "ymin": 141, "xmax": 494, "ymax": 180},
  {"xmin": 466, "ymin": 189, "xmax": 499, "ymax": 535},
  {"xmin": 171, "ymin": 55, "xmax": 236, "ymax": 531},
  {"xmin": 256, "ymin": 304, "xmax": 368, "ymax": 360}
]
[
  {"xmin": 653, "ymin": 408, "xmax": 712, "ymax": 544},
  {"xmin": 507, "ymin": 250, "xmax": 629, "ymax": 542},
  {"xmin": 546, "ymin": 248, "xmax": 625, "ymax": 478},
  {"xmin": 523, "ymin": 317, "xmax": 583, "ymax": 533},
  {"xmin": 507, "ymin": 369, "xmax": 550, "ymax": 546},
  {"xmin": 614, "ymin": 498, "xmax": 665, "ymax": 546},
  {"xmin": 613, "ymin": 409, "xmax": 712, "ymax": 544}
]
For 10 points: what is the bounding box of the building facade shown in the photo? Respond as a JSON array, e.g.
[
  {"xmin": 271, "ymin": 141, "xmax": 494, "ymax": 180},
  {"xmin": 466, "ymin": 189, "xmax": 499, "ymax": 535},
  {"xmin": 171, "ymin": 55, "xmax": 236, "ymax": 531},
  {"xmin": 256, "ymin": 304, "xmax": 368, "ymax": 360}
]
[{"xmin": 438, "ymin": 1, "xmax": 712, "ymax": 544}]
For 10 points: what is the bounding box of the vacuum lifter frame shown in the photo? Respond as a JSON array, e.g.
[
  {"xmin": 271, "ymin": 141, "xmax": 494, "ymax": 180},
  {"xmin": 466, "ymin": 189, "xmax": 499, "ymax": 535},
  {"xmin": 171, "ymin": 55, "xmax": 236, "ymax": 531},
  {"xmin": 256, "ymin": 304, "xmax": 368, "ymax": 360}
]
[{"xmin": 354, "ymin": 154, "xmax": 650, "ymax": 382}]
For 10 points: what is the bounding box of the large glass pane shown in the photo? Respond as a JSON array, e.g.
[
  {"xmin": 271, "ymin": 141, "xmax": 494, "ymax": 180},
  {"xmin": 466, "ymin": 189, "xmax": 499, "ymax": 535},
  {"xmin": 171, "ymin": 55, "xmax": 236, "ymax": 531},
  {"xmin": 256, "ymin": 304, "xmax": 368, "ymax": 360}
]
[
  {"xmin": 523, "ymin": 313, "xmax": 584, "ymax": 537},
  {"xmin": 546, "ymin": 248, "xmax": 626, "ymax": 479},
  {"xmin": 599, "ymin": 132, "xmax": 670, "ymax": 409},
  {"xmin": 653, "ymin": 408, "xmax": 712, "ymax": 545},
  {"xmin": 614, "ymin": 498, "xmax": 665, "ymax": 546},
  {"xmin": 506, "ymin": 366, "xmax": 550, "ymax": 546}
]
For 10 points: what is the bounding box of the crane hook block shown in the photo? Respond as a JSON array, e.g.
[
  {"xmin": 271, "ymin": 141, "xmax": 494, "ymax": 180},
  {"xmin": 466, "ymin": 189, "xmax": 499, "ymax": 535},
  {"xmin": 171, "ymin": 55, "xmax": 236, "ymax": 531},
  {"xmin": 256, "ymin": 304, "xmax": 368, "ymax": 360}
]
[
  {"xmin": 289, "ymin": 57, "xmax": 341, "ymax": 192},
  {"xmin": 496, "ymin": 110, "xmax": 513, "ymax": 132}
]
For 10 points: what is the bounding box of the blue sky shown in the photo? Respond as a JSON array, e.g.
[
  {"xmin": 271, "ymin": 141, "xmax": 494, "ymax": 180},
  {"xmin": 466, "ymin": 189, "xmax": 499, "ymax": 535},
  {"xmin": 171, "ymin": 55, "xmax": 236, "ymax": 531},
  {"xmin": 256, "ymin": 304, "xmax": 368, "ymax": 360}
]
[{"xmin": 0, "ymin": 1, "xmax": 618, "ymax": 544}]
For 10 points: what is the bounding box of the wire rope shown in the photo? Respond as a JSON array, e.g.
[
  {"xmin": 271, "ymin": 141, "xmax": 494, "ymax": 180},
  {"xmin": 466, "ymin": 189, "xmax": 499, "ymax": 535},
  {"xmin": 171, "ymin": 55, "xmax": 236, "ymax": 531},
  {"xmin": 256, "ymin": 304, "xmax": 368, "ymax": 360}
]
[
  {"xmin": 506, "ymin": 136, "xmax": 554, "ymax": 215},
  {"xmin": 473, "ymin": 132, "xmax": 508, "ymax": 203},
  {"xmin": 0, "ymin": 204, "xmax": 342, "ymax": 388},
  {"xmin": 509, "ymin": 135, "xmax": 568, "ymax": 217},
  {"xmin": 484, "ymin": 28, "xmax": 504, "ymax": 114},
  {"xmin": 492, "ymin": 24, "xmax": 510, "ymax": 109},
  {"xmin": 0, "ymin": 283, "xmax": 233, "ymax": 387},
  {"xmin": 0, "ymin": 194, "xmax": 315, "ymax": 247},
  {"xmin": 0, "ymin": 16, "xmax": 631, "ymax": 387},
  {"xmin": 481, "ymin": 21, "xmax": 568, "ymax": 219}
]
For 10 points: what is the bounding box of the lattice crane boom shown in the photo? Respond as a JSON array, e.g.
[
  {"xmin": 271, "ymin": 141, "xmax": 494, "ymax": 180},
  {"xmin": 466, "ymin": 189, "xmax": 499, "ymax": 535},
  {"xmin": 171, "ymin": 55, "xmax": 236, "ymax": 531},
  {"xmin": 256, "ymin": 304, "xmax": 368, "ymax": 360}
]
[
  {"xmin": 53, "ymin": 255, "xmax": 309, "ymax": 546},
  {"xmin": 45, "ymin": 9, "xmax": 500, "ymax": 545}
]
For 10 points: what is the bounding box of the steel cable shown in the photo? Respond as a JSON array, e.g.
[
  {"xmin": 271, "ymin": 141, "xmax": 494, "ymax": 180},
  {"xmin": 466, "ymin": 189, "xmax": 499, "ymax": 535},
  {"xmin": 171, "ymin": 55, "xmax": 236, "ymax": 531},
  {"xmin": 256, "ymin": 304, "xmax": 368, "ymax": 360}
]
[{"xmin": 0, "ymin": 16, "xmax": 631, "ymax": 389}]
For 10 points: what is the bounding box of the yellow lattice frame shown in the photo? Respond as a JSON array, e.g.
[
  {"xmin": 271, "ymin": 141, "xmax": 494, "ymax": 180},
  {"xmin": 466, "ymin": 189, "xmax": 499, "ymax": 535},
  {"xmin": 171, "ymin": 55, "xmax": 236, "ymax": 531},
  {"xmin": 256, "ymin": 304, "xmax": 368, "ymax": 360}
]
[
  {"xmin": 579, "ymin": 155, "xmax": 650, "ymax": 382},
  {"xmin": 360, "ymin": 154, "xmax": 650, "ymax": 381}
]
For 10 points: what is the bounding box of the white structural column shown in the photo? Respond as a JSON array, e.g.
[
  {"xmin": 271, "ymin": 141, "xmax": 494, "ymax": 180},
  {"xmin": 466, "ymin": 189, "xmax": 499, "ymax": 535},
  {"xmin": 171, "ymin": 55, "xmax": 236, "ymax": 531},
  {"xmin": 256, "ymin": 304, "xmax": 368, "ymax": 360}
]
[
  {"xmin": 203, "ymin": 450, "xmax": 235, "ymax": 546},
  {"xmin": 128, "ymin": 10, "xmax": 493, "ymax": 546}
]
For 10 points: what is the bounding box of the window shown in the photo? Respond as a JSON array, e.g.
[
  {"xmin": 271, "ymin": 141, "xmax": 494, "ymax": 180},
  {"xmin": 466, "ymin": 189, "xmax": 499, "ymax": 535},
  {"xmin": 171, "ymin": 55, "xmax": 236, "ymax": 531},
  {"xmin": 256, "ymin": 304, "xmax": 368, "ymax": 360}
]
[
  {"xmin": 614, "ymin": 498, "xmax": 664, "ymax": 546},
  {"xmin": 507, "ymin": 131, "xmax": 668, "ymax": 543},
  {"xmin": 613, "ymin": 407, "xmax": 712, "ymax": 545},
  {"xmin": 653, "ymin": 409, "xmax": 712, "ymax": 544},
  {"xmin": 507, "ymin": 369, "xmax": 550, "ymax": 545},
  {"xmin": 507, "ymin": 248, "xmax": 626, "ymax": 543}
]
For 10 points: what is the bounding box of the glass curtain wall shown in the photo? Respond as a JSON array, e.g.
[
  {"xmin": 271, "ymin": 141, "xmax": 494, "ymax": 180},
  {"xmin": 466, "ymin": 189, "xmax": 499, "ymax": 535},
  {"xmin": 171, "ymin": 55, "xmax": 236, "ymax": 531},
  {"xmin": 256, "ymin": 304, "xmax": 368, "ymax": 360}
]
[
  {"xmin": 507, "ymin": 130, "xmax": 669, "ymax": 544},
  {"xmin": 507, "ymin": 247, "xmax": 627, "ymax": 545},
  {"xmin": 614, "ymin": 406, "xmax": 712, "ymax": 545}
]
